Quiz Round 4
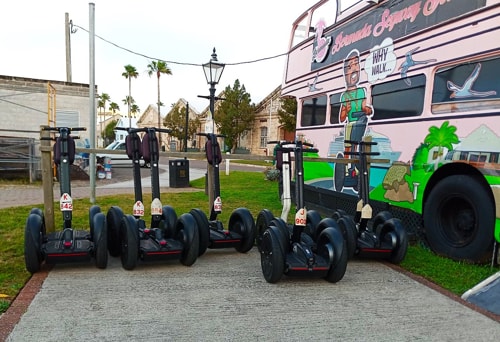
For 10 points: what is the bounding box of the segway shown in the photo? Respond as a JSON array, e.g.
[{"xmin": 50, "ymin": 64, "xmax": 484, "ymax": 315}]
[
  {"xmin": 258, "ymin": 140, "xmax": 348, "ymax": 283},
  {"xmin": 332, "ymin": 139, "xmax": 408, "ymax": 264},
  {"xmin": 189, "ymin": 133, "xmax": 256, "ymax": 256},
  {"xmin": 106, "ymin": 127, "xmax": 199, "ymax": 270},
  {"xmin": 24, "ymin": 126, "xmax": 107, "ymax": 273},
  {"xmin": 256, "ymin": 140, "xmax": 323, "ymax": 251}
]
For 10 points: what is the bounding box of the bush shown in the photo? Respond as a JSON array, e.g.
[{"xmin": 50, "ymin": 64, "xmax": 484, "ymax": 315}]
[{"xmin": 264, "ymin": 167, "xmax": 280, "ymax": 181}]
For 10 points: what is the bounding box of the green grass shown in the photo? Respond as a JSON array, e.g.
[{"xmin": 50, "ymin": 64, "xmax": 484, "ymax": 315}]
[{"xmin": 0, "ymin": 170, "xmax": 498, "ymax": 314}]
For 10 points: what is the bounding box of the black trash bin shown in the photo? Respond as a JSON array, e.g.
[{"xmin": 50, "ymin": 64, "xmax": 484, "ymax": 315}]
[{"xmin": 169, "ymin": 159, "xmax": 190, "ymax": 188}]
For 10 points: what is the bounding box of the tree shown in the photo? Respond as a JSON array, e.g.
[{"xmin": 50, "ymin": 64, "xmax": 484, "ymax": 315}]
[
  {"xmin": 216, "ymin": 79, "xmax": 255, "ymax": 153},
  {"xmin": 277, "ymin": 97, "xmax": 297, "ymax": 133},
  {"xmin": 131, "ymin": 104, "xmax": 140, "ymax": 118},
  {"xmin": 103, "ymin": 119, "xmax": 118, "ymax": 146},
  {"xmin": 98, "ymin": 93, "xmax": 111, "ymax": 147},
  {"xmin": 163, "ymin": 105, "xmax": 200, "ymax": 151},
  {"xmin": 122, "ymin": 96, "xmax": 135, "ymax": 111},
  {"xmin": 147, "ymin": 60, "xmax": 172, "ymax": 146},
  {"xmin": 122, "ymin": 64, "xmax": 139, "ymax": 127},
  {"xmin": 109, "ymin": 102, "xmax": 120, "ymax": 114}
]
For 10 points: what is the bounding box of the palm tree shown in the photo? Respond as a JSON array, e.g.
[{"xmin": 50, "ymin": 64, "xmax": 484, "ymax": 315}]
[
  {"xmin": 122, "ymin": 64, "xmax": 139, "ymax": 127},
  {"xmin": 98, "ymin": 93, "xmax": 111, "ymax": 146},
  {"xmin": 147, "ymin": 60, "xmax": 172, "ymax": 146},
  {"xmin": 109, "ymin": 102, "xmax": 120, "ymax": 115},
  {"xmin": 131, "ymin": 104, "xmax": 140, "ymax": 118}
]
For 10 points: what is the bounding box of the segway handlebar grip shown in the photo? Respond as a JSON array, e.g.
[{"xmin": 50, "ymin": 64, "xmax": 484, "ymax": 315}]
[
  {"xmin": 196, "ymin": 132, "xmax": 226, "ymax": 138},
  {"xmin": 43, "ymin": 126, "xmax": 86, "ymax": 133}
]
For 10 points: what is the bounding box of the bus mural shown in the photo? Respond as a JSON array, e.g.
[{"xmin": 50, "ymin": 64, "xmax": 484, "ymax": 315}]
[{"xmin": 282, "ymin": 0, "xmax": 500, "ymax": 263}]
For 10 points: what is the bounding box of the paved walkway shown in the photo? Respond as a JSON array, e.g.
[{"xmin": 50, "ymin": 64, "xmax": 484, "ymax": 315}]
[{"xmin": 1, "ymin": 165, "xmax": 499, "ymax": 341}]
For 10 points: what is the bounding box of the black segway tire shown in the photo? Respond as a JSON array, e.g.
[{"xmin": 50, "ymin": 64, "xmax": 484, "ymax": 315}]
[
  {"xmin": 337, "ymin": 216, "xmax": 357, "ymax": 259},
  {"xmin": 305, "ymin": 209, "xmax": 322, "ymax": 238},
  {"xmin": 371, "ymin": 210, "xmax": 392, "ymax": 234},
  {"xmin": 189, "ymin": 208, "xmax": 209, "ymax": 256},
  {"xmin": 161, "ymin": 205, "xmax": 177, "ymax": 239},
  {"xmin": 331, "ymin": 209, "xmax": 348, "ymax": 221},
  {"xmin": 260, "ymin": 226, "xmax": 285, "ymax": 284},
  {"xmin": 315, "ymin": 217, "xmax": 340, "ymax": 241},
  {"xmin": 255, "ymin": 209, "xmax": 274, "ymax": 252},
  {"xmin": 24, "ymin": 213, "xmax": 43, "ymax": 274},
  {"xmin": 229, "ymin": 208, "xmax": 256, "ymax": 253},
  {"xmin": 270, "ymin": 217, "xmax": 290, "ymax": 253},
  {"xmin": 92, "ymin": 212, "xmax": 108, "ymax": 269},
  {"xmin": 380, "ymin": 218, "xmax": 408, "ymax": 264},
  {"xmin": 106, "ymin": 206, "xmax": 124, "ymax": 257},
  {"xmin": 29, "ymin": 208, "xmax": 46, "ymax": 236},
  {"xmin": 120, "ymin": 215, "xmax": 139, "ymax": 270},
  {"xmin": 89, "ymin": 205, "xmax": 101, "ymax": 240},
  {"xmin": 317, "ymin": 227, "xmax": 347, "ymax": 283},
  {"xmin": 176, "ymin": 213, "xmax": 199, "ymax": 266}
]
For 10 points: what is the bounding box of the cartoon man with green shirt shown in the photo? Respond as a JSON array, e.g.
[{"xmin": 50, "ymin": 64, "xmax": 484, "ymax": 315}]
[
  {"xmin": 339, "ymin": 49, "xmax": 373, "ymax": 153},
  {"xmin": 336, "ymin": 49, "xmax": 373, "ymax": 192}
]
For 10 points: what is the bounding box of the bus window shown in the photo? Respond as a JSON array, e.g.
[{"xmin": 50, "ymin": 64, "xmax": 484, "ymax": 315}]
[
  {"xmin": 432, "ymin": 56, "xmax": 500, "ymax": 114},
  {"xmin": 301, "ymin": 96, "xmax": 327, "ymax": 127},
  {"xmin": 311, "ymin": 1, "xmax": 338, "ymax": 30},
  {"xmin": 329, "ymin": 93, "xmax": 343, "ymax": 124},
  {"xmin": 292, "ymin": 15, "xmax": 310, "ymax": 47},
  {"xmin": 371, "ymin": 75, "xmax": 425, "ymax": 120}
]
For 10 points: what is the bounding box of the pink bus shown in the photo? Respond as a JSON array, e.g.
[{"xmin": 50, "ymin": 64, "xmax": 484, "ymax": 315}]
[{"xmin": 281, "ymin": 0, "xmax": 500, "ymax": 263}]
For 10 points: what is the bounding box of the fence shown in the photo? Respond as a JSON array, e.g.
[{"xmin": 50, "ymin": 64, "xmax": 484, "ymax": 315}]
[{"xmin": 0, "ymin": 136, "xmax": 40, "ymax": 182}]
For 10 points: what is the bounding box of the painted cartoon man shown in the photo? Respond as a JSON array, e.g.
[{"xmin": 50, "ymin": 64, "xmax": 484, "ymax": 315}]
[{"xmin": 339, "ymin": 49, "xmax": 373, "ymax": 155}]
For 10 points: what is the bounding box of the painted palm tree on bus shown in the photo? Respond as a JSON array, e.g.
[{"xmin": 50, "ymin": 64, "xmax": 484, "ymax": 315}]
[
  {"xmin": 147, "ymin": 60, "xmax": 172, "ymax": 147},
  {"xmin": 122, "ymin": 64, "xmax": 139, "ymax": 127},
  {"xmin": 424, "ymin": 121, "xmax": 459, "ymax": 170}
]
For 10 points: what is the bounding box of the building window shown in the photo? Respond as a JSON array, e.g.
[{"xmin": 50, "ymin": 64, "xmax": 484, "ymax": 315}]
[
  {"xmin": 301, "ymin": 96, "xmax": 327, "ymax": 126},
  {"xmin": 260, "ymin": 126, "xmax": 268, "ymax": 148}
]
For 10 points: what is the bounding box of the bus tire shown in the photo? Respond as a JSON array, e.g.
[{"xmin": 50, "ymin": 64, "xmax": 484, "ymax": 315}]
[{"xmin": 423, "ymin": 175, "xmax": 494, "ymax": 263}]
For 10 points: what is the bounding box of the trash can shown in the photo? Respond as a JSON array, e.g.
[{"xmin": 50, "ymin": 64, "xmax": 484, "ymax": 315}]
[{"xmin": 169, "ymin": 159, "xmax": 189, "ymax": 188}]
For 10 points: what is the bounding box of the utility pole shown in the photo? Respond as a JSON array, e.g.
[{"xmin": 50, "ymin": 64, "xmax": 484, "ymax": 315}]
[{"xmin": 65, "ymin": 13, "xmax": 72, "ymax": 82}]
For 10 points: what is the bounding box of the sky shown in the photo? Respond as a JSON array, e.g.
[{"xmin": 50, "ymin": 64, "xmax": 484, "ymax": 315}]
[{"xmin": 1, "ymin": 0, "xmax": 320, "ymax": 116}]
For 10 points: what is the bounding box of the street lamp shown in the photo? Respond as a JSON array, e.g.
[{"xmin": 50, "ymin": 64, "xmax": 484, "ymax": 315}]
[{"xmin": 202, "ymin": 48, "xmax": 225, "ymax": 133}]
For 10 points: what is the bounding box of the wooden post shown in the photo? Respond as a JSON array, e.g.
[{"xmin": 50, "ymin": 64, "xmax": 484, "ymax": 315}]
[{"xmin": 40, "ymin": 126, "xmax": 55, "ymax": 232}]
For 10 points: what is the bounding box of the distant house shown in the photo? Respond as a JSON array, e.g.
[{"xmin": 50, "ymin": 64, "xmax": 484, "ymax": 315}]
[
  {"xmin": 162, "ymin": 99, "xmax": 200, "ymax": 152},
  {"xmin": 196, "ymin": 85, "xmax": 293, "ymax": 155}
]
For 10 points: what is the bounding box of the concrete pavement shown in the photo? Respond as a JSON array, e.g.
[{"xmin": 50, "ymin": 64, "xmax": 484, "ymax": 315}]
[
  {"xmin": 4, "ymin": 251, "xmax": 500, "ymax": 341},
  {"xmin": 1, "ymin": 163, "xmax": 499, "ymax": 341}
]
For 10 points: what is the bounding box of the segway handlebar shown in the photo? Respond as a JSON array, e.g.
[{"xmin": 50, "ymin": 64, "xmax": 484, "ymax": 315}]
[
  {"xmin": 115, "ymin": 127, "xmax": 171, "ymax": 134},
  {"xmin": 268, "ymin": 140, "xmax": 318, "ymax": 153},
  {"xmin": 343, "ymin": 140, "xmax": 380, "ymax": 157},
  {"xmin": 41, "ymin": 126, "xmax": 86, "ymax": 140}
]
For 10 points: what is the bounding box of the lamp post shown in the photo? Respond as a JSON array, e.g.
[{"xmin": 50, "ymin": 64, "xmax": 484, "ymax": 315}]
[
  {"xmin": 202, "ymin": 48, "xmax": 225, "ymax": 133},
  {"xmin": 200, "ymin": 48, "xmax": 225, "ymax": 213}
]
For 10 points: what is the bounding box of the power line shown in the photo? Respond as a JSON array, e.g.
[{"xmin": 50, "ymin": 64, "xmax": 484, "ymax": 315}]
[{"xmin": 71, "ymin": 23, "xmax": 289, "ymax": 67}]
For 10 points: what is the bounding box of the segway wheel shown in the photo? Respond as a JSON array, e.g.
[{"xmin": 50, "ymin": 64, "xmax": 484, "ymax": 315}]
[
  {"xmin": 255, "ymin": 209, "xmax": 274, "ymax": 252},
  {"xmin": 315, "ymin": 217, "xmax": 340, "ymax": 241},
  {"xmin": 380, "ymin": 218, "xmax": 409, "ymax": 264},
  {"xmin": 336, "ymin": 216, "xmax": 358, "ymax": 259},
  {"xmin": 92, "ymin": 212, "xmax": 108, "ymax": 269},
  {"xmin": 29, "ymin": 208, "xmax": 46, "ymax": 236},
  {"xmin": 270, "ymin": 217, "xmax": 290, "ymax": 254},
  {"xmin": 331, "ymin": 209, "xmax": 348, "ymax": 221},
  {"xmin": 120, "ymin": 215, "xmax": 139, "ymax": 270},
  {"xmin": 317, "ymin": 227, "xmax": 348, "ymax": 283},
  {"xmin": 371, "ymin": 211, "xmax": 392, "ymax": 234},
  {"xmin": 89, "ymin": 205, "xmax": 101, "ymax": 240},
  {"xmin": 161, "ymin": 205, "xmax": 178, "ymax": 239},
  {"xmin": 24, "ymin": 213, "xmax": 43, "ymax": 274},
  {"xmin": 229, "ymin": 208, "xmax": 256, "ymax": 253},
  {"xmin": 260, "ymin": 226, "xmax": 285, "ymax": 283},
  {"xmin": 176, "ymin": 213, "xmax": 200, "ymax": 266},
  {"xmin": 106, "ymin": 206, "xmax": 124, "ymax": 257},
  {"xmin": 189, "ymin": 208, "xmax": 209, "ymax": 256},
  {"xmin": 305, "ymin": 209, "xmax": 322, "ymax": 238}
]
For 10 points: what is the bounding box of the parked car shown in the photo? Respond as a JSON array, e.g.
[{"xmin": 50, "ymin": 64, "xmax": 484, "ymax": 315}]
[{"xmin": 97, "ymin": 141, "xmax": 148, "ymax": 167}]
